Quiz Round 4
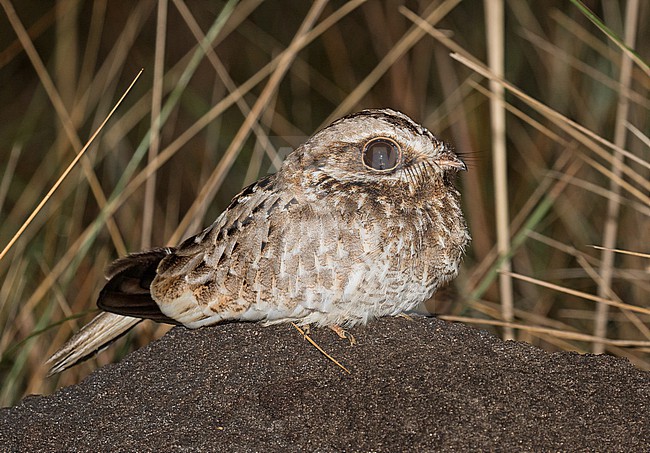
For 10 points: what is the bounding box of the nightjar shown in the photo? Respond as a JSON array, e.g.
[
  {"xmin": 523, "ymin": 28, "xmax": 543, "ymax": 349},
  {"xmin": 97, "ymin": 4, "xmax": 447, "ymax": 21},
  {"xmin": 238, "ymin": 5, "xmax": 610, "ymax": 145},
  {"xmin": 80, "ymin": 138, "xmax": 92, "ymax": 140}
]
[{"xmin": 48, "ymin": 108, "xmax": 470, "ymax": 374}]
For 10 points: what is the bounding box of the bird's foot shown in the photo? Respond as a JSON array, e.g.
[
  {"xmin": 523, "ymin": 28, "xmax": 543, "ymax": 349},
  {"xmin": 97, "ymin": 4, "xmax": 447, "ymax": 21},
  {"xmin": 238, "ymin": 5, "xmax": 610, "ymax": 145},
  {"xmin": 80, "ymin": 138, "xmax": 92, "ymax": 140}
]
[
  {"xmin": 329, "ymin": 325, "xmax": 356, "ymax": 345},
  {"xmin": 397, "ymin": 313, "xmax": 414, "ymax": 321}
]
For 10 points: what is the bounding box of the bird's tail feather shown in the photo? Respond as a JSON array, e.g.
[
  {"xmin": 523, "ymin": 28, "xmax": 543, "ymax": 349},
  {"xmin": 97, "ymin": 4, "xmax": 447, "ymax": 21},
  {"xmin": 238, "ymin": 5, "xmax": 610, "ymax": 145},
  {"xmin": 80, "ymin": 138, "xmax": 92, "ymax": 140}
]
[{"xmin": 47, "ymin": 312, "xmax": 141, "ymax": 375}]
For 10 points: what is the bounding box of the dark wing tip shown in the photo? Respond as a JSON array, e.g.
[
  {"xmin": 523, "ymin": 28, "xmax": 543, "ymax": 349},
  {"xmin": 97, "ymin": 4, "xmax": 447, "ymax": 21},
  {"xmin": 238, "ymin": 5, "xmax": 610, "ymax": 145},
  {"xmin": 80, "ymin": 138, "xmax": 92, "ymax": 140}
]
[
  {"xmin": 99, "ymin": 248, "xmax": 180, "ymax": 325},
  {"xmin": 104, "ymin": 247, "xmax": 174, "ymax": 279}
]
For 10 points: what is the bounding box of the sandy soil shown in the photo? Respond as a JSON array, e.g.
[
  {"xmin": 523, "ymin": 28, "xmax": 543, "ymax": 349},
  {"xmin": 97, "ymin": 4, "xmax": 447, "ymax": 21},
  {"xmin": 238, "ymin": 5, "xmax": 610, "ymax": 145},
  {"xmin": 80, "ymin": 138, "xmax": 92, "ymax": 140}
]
[{"xmin": 1, "ymin": 317, "xmax": 648, "ymax": 451}]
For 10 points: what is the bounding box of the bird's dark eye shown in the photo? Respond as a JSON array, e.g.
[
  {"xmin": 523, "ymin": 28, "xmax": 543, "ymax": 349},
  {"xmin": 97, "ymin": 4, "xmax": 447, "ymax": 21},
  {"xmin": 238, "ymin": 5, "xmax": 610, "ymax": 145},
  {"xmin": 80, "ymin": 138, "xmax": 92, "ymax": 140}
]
[{"xmin": 361, "ymin": 137, "xmax": 401, "ymax": 171}]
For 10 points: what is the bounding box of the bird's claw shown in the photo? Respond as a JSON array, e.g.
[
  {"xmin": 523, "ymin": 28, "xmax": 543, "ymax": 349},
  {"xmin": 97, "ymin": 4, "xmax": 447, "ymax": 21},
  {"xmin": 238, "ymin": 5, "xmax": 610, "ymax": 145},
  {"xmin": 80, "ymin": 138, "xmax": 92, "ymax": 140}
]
[{"xmin": 329, "ymin": 325, "xmax": 356, "ymax": 345}]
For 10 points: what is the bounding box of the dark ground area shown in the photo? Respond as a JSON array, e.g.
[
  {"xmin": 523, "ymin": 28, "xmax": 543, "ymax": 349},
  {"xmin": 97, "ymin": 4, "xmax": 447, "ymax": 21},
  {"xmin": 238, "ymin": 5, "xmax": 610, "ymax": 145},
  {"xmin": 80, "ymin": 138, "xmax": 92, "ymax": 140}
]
[{"xmin": 1, "ymin": 317, "xmax": 648, "ymax": 451}]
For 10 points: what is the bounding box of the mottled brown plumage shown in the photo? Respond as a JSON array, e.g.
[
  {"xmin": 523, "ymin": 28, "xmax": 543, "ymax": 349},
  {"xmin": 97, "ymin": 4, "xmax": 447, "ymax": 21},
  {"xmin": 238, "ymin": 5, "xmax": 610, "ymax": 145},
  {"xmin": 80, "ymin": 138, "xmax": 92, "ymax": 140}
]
[{"xmin": 48, "ymin": 109, "xmax": 470, "ymax": 374}]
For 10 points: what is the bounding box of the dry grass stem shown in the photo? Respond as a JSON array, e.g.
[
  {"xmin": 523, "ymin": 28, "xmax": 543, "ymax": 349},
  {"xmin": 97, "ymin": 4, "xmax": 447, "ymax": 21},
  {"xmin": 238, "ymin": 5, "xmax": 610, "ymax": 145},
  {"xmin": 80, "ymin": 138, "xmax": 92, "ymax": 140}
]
[
  {"xmin": 439, "ymin": 316, "xmax": 650, "ymax": 348},
  {"xmin": 505, "ymin": 272, "xmax": 650, "ymax": 316},
  {"xmin": 483, "ymin": 0, "xmax": 513, "ymax": 340},
  {"xmin": 140, "ymin": 0, "xmax": 168, "ymax": 249},
  {"xmin": 589, "ymin": 246, "xmax": 650, "ymax": 260},
  {"xmin": 291, "ymin": 323, "xmax": 351, "ymax": 374},
  {"xmin": 0, "ymin": 69, "xmax": 143, "ymax": 263},
  {"xmin": 594, "ymin": 0, "xmax": 639, "ymax": 353}
]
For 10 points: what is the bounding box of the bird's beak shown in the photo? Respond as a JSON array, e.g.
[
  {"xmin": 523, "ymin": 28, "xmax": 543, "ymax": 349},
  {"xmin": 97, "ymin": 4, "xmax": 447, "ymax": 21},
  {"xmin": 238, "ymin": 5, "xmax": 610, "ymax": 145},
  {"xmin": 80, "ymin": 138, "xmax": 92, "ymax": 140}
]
[{"xmin": 436, "ymin": 152, "xmax": 467, "ymax": 171}]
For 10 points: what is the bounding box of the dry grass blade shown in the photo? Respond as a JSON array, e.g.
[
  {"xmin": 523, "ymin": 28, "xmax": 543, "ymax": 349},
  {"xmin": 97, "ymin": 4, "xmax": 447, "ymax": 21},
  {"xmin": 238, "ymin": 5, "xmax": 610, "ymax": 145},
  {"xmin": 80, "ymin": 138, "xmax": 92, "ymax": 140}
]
[
  {"xmin": 291, "ymin": 323, "xmax": 351, "ymax": 374},
  {"xmin": 171, "ymin": 0, "xmax": 282, "ymax": 172},
  {"xmin": 327, "ymin": 0, "xmax": 461, "ymax": 123},
  {"xmin": 594, "ymin": 0, "xmax": 640, "ymax": 353},
  {"xmin": 483, "ymin": 0, "xmax": 513, "ymax": 340},
  {"xmin": 0, "ymin": 69, "xmax": 143, "ymax": 263},
  {"xmin": 448, "ymin": 52, "xmax": 650, "ymax": 201},
  {"xmin": 626, "ymin": 122, "xmax": 650, "ymax": 148},
  {"xmin": 1, "ymin": 0, "xmax": 128, "ymax": 256},
  {"xmin": 140, "ymin": 0, "xmax": 168, "ymax": 249},
  {"xmin": 0, "ymin": 144, "xmax": 21, "ymax": 213},
  {"xmin": 589, "ymin": 246, "xmax": 650, "ymax": 259},
  {"xmin": 172, "ymin": 0, "xmax": 337, "ymax": 242},
  {"xmin": 575, "ymin": 152, "xmax": 650, "ymax": 208},
  {"xmin": 569, "ymin": 0, "xmax": 649, "ymax": 76},
  {"xmin": 504, "ymin": 272, "xmax": 650, "ymax": 316},
  {"xmin": 439, "ymin": 316, "xmax": 650, "ymax": 348}
]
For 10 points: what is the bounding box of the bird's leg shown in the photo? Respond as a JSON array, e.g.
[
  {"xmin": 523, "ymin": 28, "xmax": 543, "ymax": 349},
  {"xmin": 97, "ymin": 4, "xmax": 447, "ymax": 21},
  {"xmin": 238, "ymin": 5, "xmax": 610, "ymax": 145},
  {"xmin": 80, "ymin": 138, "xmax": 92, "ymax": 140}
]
[
  {"xmin": 397, "ymin": 313, "xmax": 414, "ymax": 321},
  {"xmin": 329, "ymin": 325, "xmax": 356, "ymax": 345}
]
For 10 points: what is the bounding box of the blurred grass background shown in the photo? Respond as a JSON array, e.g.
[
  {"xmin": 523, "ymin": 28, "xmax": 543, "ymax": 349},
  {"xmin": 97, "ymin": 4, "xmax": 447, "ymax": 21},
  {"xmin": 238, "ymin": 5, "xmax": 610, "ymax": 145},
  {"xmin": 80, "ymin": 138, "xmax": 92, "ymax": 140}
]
[{"xmin": 0, "ymin": 0, "xmax": 648, "ymax": 406}]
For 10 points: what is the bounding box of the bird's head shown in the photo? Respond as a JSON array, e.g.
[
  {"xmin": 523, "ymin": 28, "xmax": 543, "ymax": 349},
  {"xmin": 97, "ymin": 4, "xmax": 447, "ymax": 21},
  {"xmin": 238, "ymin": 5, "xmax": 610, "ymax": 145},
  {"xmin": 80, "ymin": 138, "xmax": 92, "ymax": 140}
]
[{"xmin": 282, "ymin": 109, "xmax": 466, "ymax": 198}]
